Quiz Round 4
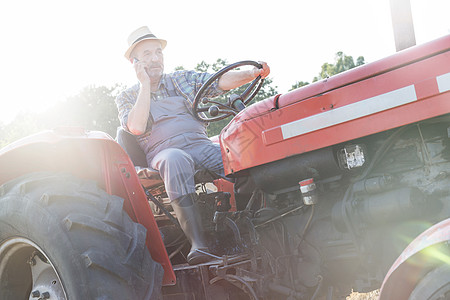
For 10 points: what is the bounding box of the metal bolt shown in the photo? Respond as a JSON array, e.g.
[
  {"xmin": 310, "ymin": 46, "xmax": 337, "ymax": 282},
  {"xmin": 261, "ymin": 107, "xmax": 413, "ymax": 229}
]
[
  {"xmin": 27, "ymin": 256, "xmax": 36, "ymax": 266},
  {"xmin": 42, "ymin": 291, "xmax": 50, "ymax": 299},
  {"xmin": 31, "ymin": 290, "xmax": 40, "ymax": 298}
]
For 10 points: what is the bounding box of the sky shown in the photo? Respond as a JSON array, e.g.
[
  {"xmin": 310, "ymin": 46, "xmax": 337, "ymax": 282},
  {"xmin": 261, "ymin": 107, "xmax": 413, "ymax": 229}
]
[{"xmin": 0, "ymin": 0, "xmax": 449, "ymax": 124}]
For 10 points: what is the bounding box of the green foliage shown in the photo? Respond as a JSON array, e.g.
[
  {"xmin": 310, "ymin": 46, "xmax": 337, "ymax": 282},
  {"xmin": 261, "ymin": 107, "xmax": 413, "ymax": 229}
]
[
  {"xmin": 312, "ymin": 52, "xmax": 365, "ymax": 82},
  {"xmin": 191, "ymin": 59, "xmax": 278, "ymax": 137},
  {"xmin": 211, "ymin": 58, "xmax": 228, "ymax": 72},
  {"xmin": 289, "ymin": 81, "xmax": 310, "ymax": 91},
  {"xmin": 0, "ymin": 113, "xmax": 41, "ymax": 148},
  {"xmin": 42, "ymin": 84, "xmax": 122, "ymax": 137},
  {"xmin": 287, "ymin": 52, "xmax": 364, "ymax": 93},
  {"xmin": 195, "ymin": 61, "xmax": 210, "ymax": 73},
  {"xmin": 0, "ymin": 85, "xmax": 121, "ymax": 148},
  {"xmin": 356, "ymin": 56, "xmax": 365, "ymax": 67}
]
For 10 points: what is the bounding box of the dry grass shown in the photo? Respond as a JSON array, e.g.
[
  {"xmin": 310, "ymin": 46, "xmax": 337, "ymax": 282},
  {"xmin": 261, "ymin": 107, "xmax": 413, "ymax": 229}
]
[{"xmin": 346, "ymin": 290, "xmax": 380, "ymax": 300}]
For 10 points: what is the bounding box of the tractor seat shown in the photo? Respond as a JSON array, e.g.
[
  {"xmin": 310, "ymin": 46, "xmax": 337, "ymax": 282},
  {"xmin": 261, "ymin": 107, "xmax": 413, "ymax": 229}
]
[{"xmin": 116, "ymin": 128, "xmax": 220, "ymax": 189}]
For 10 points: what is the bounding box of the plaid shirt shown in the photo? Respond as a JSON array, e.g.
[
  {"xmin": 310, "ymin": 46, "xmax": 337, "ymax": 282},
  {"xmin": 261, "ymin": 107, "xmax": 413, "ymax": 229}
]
[{"xmin": 115, "ymin": 70, "xmax": 225, "ymax": 134}]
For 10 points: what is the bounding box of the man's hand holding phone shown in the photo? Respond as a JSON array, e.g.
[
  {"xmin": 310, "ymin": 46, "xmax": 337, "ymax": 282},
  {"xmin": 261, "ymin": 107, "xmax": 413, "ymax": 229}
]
[{"xmin": 133, "ymin": 58, "xmax": 151, "ymax": 87}]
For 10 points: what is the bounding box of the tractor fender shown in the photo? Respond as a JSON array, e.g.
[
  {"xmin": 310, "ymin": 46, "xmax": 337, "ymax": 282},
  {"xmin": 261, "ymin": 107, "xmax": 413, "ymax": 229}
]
[
  {"xmin": 379, "ymin": 218, "xmax": 450, "ymax": 299},
  {"xmin": 0, "ymin": 127, "xmax": 176, "ymax": 285}
]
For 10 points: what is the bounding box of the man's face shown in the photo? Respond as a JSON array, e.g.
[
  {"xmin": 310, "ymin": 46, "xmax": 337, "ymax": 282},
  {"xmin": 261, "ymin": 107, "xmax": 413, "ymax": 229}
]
[{"xmin": 131, "ymin": 39, "xmax": 164, "ymax": 81}]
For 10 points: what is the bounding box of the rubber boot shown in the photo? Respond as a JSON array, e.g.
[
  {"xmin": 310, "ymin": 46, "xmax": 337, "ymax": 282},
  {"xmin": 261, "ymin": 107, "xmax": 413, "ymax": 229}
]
[{"xmin": 171, "ymin": 193, "xmax": 213, "ymax": 265}]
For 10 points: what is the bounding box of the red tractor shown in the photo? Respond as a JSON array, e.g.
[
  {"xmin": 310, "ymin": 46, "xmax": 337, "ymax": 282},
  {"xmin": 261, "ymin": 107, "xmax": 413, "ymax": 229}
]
[{"xmin": 1, "ymin": 34, "xmax": 450, "ymax": 299}]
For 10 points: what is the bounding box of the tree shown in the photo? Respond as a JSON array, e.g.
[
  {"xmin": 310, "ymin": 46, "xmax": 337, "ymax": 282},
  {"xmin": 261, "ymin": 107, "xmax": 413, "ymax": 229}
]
[
  {"xmin": 0, "ymin": 85, "xmax": 122, "ymax": 147},
  {"xmin": 37, "ymin": 84, "xmax": 122, "ymax": 137},
  {"xmin": 287, "ymin": 52, "xmax": 365, "ymax": 92},
  {"xmin": 289, "ymin": 81, "xmax": 310, "ymax": 91},
  {"xmin": 313, "ymin": 52, "xmax": 365, "ymax": 82},
  {"xmin": 0, "ymin": 112, "xmax": 41, "ymax": 148}
]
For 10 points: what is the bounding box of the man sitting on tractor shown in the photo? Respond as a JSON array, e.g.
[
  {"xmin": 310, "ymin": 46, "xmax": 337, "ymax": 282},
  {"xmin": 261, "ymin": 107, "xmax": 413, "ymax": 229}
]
[{"xmin": 115, "ymin": 26, "xmax": 270, "ymax": 264}]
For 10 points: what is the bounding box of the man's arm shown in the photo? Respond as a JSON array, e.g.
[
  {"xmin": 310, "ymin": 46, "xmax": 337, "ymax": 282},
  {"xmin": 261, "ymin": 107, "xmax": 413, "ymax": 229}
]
[
  {"xmin": 127, "ymin": 83, "xmax": 151, "ymax": 135},
  {"xmin": 218, "ymin": 61, "xmax": 270, "ymax": 91},
  {"xmin": 127, "ymin": 61, "xmax": 152, "ymax": 135}
]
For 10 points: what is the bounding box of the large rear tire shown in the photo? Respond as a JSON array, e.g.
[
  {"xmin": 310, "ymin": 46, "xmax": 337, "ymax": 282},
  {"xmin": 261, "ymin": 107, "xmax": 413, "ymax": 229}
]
[
  {"xmin": 409, "ymin": 264, "xmax": 450, "ymax": 300},
  {"xmin": 0, "ymin": 172, "xmax": 163, "ymax": 299}
]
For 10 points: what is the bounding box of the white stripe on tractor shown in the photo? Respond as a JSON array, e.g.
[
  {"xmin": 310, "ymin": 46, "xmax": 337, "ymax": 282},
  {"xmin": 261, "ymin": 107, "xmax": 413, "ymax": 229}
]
[
  {"xmin": 437, "ymin": 72, "xmax": 450, "ymax": 93},
  {"xmin": 281, "ymin": 85, "xmax": 418, "ymax": 140}
]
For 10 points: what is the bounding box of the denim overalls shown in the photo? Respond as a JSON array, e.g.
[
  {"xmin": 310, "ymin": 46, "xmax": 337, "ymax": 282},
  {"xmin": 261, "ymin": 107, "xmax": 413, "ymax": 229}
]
[{"xmin": 137, "ymin": 77, "xmax": 224, "ymax": 201}]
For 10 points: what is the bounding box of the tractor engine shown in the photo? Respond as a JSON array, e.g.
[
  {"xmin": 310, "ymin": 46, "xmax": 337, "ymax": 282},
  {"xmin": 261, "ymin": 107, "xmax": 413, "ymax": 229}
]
[
  {"xmin": 220, "ymin": 116, "xmax": 450, "ymax": 298},
  {"xmin": 160, "ymin": 116, "xmax": 450, "ymax": 299}
]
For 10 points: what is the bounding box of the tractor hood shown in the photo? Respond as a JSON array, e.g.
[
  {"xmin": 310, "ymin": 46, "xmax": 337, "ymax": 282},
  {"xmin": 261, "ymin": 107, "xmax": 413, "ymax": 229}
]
[{"xmin": 220, "ymin": 34, "xmax": 450, "ymax": 176}]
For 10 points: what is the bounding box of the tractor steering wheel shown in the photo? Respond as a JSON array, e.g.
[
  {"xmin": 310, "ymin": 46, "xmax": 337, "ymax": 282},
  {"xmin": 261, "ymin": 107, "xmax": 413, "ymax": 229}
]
[{"xmin": 193, "ymin": 61, "xmax": 264, "ymax": 122}]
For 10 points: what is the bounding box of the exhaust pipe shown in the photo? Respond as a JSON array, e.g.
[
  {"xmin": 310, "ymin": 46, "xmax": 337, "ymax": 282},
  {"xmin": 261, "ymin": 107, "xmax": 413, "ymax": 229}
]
[{"xmin": 390, "ymin": 0, "xmax": 416, "ymax": 51}]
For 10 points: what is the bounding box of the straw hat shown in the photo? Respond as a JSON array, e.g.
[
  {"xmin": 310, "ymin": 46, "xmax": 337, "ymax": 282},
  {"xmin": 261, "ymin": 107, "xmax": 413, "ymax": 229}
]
[{"xmin": 124, "ymin": 26, "xmax": 167, "ymax": 60}]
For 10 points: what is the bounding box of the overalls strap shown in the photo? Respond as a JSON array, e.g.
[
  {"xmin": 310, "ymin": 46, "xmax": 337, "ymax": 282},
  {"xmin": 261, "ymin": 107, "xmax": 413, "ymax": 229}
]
[{"xmin": 165, "ymin": 76, "xmax": 178, "ymax": 98}]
